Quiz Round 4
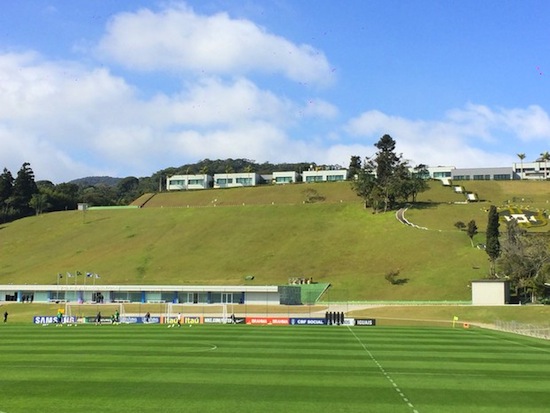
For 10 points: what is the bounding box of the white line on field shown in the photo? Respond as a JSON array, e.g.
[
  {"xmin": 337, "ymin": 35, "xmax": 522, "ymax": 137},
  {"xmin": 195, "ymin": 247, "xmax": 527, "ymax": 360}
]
[{"xmin": 348, "ymin": 326, "xmax": 420, "ymax": 413}]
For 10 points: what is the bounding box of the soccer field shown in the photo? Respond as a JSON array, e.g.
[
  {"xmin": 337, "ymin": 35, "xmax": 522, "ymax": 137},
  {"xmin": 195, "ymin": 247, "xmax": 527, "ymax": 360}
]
[{"xmin": 1, "ymin": 324, "xmax": 549, "ymax": 413}]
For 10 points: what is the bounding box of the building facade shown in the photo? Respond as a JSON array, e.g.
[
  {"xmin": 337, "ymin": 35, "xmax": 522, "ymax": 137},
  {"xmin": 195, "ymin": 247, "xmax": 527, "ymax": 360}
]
[
  {"xmin": 167, "ymin": 174, "xmax": 212, "ymax": 190},
  {"xmin": 213, "ymin": 172, "xmax": 260, "ymax": 188}
]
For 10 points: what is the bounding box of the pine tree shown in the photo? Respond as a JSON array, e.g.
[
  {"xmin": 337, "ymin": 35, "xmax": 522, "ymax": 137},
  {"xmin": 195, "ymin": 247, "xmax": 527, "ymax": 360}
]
[
  {"xmin": 0, "ymin": 167, "xmax": 15, "ymax": 222},
  {"xmin": 11, "ymin": 162, "xmax": 38, "ymax": 217},
  {"xmin": 485, "ymin": 205, "xmax": 501, "ymax": 277}
]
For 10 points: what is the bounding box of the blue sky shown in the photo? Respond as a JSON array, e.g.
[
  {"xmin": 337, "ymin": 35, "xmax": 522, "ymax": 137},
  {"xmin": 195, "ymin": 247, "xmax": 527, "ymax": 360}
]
[{"xmin": 1, "ymin": 0, "xmax": 549, "ymax": 183}]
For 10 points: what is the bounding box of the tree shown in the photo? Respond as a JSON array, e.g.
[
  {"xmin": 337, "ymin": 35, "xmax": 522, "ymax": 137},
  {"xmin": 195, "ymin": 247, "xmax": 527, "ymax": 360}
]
[
  {"xmin": 0, "ymin": 167, "xmax": 14, "ymax": 222},
  {"xmin": 405, "ymin": 164, "xmax": 429, "ymax": 202},
  {"xmin": 11, "ymin": 162, "xmax": 38, "ymax": 218},
  {"xmin": 485, "ymin": 205, "xmax": 501, "ymax": 277},
  {"xmin": 352, "ymin": 134, "xmax": 421, "ymax": 213},
  {"xmin": 116, "ymin": 176, "xmax": 140, "ymax": 204},
  {"xmin": 29, "ymin": 192, "xmax": 49, "ymax": 215},
  {"xmin": 454, "ymin": 221, "xmax": 466, "ymax": 231},
  {"xmin": 351, "ymin": 135, "xmax": 428, "ymax": 212},
  {"xmin": 498, "ymin": 220, "xmax": 550, "ymax": 302},
  {"xmin": 347, "ymin": 156, "xmax": 362, "ymax": 180},
  {"xmin": 517, "ymin": 153, "xmax": 525, "ymax": 179},
  {"xmin": 539, "ymin": 151, "xmax": 550, "ymax": 180},
  {"xmin": 466, "ymin": 220, "xmax": 478, "ymax": 247}
]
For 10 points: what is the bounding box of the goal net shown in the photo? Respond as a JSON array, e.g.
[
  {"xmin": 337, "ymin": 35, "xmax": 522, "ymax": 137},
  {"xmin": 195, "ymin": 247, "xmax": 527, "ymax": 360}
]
[
  {"xmin": 166, "ymin": 303, "xmax": 232, "ymax": 324},
  {"xmin": 64, "ymin": 303, "xmax": 125, "ymax": 324}
]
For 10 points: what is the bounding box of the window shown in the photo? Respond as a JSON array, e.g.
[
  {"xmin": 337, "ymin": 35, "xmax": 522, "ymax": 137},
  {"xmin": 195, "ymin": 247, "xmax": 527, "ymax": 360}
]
[
  {"xmin": 188, "ymin": 179, "xmax": 204, "ymax": 185},
  {"xmin": 327, "ymin": 174, "xmax": 344, "ymax": 181},
  {"xmin": 473, "ymin": 175, "xmax": 490, "ymax": 180},
  {"xmin": 305, "ymin": 175, "xmax": 323, "ymax": 182},
  {"xmin": 433, "ymin": 171, "xmax": 451, "ymax": 178},
  {"xmin": 235, "ymin": 177, "xmax": 252, "ymax": 185},
  {"xmin": 216, "ymin": 178, "xmax": 233, "ymax": 185},
  {"xmin": 275, "ymin": 176, "xmax": 292, "ymax": 183},
  {"xmin": 493, "ymin": 174, "xmax": 511, "ymax": 180},
  {"xmin": 169, "ymin": 180, "xmax": 185, "ymax": 186},
  {"xmin": 453, "ymin": 175, "xmax": 470, "ymax": 181}
]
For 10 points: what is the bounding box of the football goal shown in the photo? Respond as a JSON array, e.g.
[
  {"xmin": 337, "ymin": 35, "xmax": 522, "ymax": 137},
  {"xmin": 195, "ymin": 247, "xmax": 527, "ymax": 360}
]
[
  {"xmin": 166, "ymin": 303, "xmax": 233, "ymax": 323},
  {"xmin": 64, "ymin": 302, "xmax": 126, "ymax": 324}
]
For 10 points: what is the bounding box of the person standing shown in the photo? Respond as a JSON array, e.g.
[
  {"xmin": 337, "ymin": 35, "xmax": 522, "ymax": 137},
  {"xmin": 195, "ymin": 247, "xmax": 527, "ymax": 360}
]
[
  {"xmin": 3, "ymin": 311, "xmax": 7, "ymax": 323},
  {"xmin": 95, "ymin": 311, "xmax": 101, "ymax": 325},
  {"xmin": 56, "ymin": 310, "xmax": 63, "ymax": 326}
]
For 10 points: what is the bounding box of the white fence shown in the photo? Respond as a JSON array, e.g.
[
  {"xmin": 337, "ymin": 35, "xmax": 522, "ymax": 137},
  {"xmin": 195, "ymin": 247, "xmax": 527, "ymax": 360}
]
[{"xmin": 494, "ymin": 320, "xmax": 550, "ymax": 340}]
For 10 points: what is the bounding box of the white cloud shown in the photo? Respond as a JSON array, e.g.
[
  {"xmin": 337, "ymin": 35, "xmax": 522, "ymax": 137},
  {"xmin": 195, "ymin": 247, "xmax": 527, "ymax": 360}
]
[
  {"xmin": 0, "ymin": 51, "xmax": 336, "ymax": 182},
  {"xmin": 343, "ymin": 104, "xmax": 550, "ymax": 168},
  {"xmin": 96, "ymin": 3, "xmax": 334, "ymax": 86}
]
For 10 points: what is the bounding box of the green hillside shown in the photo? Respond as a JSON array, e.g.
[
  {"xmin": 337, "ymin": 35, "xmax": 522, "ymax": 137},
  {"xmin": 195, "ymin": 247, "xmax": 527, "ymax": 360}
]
[{"xmin": 1, "ymin": 181, "xmax": 549, "ymax": 301}]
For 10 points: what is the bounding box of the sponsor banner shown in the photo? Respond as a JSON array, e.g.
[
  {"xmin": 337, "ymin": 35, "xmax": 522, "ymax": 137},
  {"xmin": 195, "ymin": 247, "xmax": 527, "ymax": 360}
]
[
  {"xmin": 355, "ymin": 318, "xmax": 376, "ymax": 326},
  {"xmin": 33, "ymin": 315, "xmax": 77, "ymax": 324},
  {"xmin": 342, "ymin": 318, "xmax": 355, "ymax": 326},
  {"xmin": 184, "ymin": 316, "xmax": 202, "ymax": 324},
  {"xmin": 204, "ymin": 317, "xmax": 226, "ymax": 324},
  {"xmin": 290, "ymin": 318, "xmax": 326, "ymax": 326},
  {"xmin": 203, "ymin": 317, "xmax": 246, "ymax": 324},
  {"xmin": 246, "ymin": 317, "xmax": 289, "ymax": 325},
  {"xmin": 123, "ymin": 316, "xmax": 161, "ymax": 324},
  {"xmin": 164, "ymin": 316, "xmax": 203, "ymax": 324}
]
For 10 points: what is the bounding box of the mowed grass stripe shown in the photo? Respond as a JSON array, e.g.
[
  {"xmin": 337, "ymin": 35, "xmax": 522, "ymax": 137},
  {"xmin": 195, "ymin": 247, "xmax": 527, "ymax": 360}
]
[
  {"xmin": 349, "ymin": 326, "xmax": 550, "ymax": 412},
  {"xmin": 1, "ymin": 325, "xmax": 550, "ymax": 413}
]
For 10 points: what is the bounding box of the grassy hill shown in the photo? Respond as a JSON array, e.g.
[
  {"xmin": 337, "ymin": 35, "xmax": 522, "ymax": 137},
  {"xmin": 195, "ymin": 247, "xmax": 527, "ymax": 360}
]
[{"xmin": 1, "ymin": 180, "xmax": 549, "ymax": 301}]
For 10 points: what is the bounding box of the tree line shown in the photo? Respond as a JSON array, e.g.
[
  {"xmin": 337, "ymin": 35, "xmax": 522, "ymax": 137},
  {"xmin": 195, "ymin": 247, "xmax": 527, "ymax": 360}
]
[{"xmin": 0, "ymin": 163, "xmax": 158, "ymax": 223}]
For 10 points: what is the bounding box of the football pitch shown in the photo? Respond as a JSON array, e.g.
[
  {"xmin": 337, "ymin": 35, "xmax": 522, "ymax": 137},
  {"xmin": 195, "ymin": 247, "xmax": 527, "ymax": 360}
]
[{"xmin": 1, "ymin": 324, "xmax": 550, "ymax": 413}]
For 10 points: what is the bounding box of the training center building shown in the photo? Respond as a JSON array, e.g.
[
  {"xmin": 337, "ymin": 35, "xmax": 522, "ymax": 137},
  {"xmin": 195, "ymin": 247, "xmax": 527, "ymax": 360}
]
[{"xmin": 0, "ymin": 284, "xmax": 293, "ymax": 305}]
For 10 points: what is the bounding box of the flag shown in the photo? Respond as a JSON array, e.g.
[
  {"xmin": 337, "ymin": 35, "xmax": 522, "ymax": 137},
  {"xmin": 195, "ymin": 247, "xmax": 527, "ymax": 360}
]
[
  {"xmin": 452, "ymin": 315, "xmax": 459, "ymax": 328},
  {"xmin": 58, "ymin": 273, "xmax": 63, "ymax": 279},
  {"xmin": 67, "ymin": 272, "xmax": 73, "ymax": 277},
  {"xmin": 76, "ymin": 271, "xmax": 82, "ymax": 276},
  {"xmin": 95, "ymin": 274, "xmax": 101, "ymax": 279},
  {"xmin": 86, "ymin": 272, "xmax": 93, "ymax": 278}
]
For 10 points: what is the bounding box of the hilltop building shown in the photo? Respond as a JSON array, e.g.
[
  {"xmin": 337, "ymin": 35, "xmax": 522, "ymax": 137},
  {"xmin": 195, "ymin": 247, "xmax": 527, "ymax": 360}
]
[{"xmin": 166, "ymin": 158, "xmax": 549, "ymax": 192}]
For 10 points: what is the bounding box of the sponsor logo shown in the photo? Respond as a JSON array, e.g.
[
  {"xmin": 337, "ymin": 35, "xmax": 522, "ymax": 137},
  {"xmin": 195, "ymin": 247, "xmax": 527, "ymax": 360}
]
[
  {"xmin": 355, "ymin": 318, "xmax": 376, "ymax": 326},
  {"xmin": 33, "ymin": 316, "xmax": 77, "ymax": 324},
  {"xmin": 290, "ymin": 318, "xmax": 326, "ymax": 325},
  {"xmin": 246, "ymin": 317, "xmax": 289, "ymax": 325},
  {"xmin": 204, "ymin": 317, "xmax": 226, "ymax": 324},
  {"xmin": 203, "ymin": 317, "xmax": 246, "ymax": 324}
]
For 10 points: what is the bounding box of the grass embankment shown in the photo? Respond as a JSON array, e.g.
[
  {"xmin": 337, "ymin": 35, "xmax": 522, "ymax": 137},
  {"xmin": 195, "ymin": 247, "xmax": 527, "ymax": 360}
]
[{"xmin": 1, "ymin": 180, "xmax": 549, "ymax": 302}]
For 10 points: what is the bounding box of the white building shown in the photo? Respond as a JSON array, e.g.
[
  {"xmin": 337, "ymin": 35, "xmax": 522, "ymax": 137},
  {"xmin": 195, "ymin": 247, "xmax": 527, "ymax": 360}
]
[
  {"xmin": 213, "ymin": 172, "xmax": 259, "ymax": 188},
  {"xmin": 167, "ymin": 174, "xmax": 212, "ymax": 191},
  {"xmin": 273, "ymin": 171, "xmax": 300, "ymax": 184},
  {"xmin": 513, "ymin": 160, "xmax": 550, "ymax": 180},
  {"xmin": 471, "ymin": 280, "xmax": 510, "ymax": 305},
  {"xmin": 451, "ymin": 167, "xmax": 517, "ymax": 181},
  {"xmin": 0, "ymin": 284, "xmax": 281, "ymax": 305},
  {"xmin": 302, "ymin": 169, "xmax": 347, "ymax": 183}
]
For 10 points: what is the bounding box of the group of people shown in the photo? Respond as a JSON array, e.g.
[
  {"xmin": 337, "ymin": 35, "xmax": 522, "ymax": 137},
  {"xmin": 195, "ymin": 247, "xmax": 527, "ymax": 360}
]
[
  {"xmin": 21, "ymin": 295, "xmax": 34, "ymax": 303},
  {"xmin": 95, "ymin": 310, "xmax": 120, "ymax": 325}
]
